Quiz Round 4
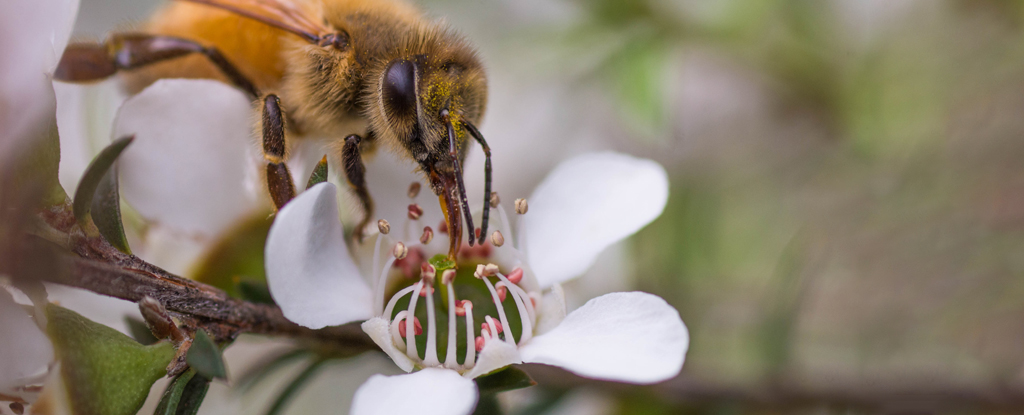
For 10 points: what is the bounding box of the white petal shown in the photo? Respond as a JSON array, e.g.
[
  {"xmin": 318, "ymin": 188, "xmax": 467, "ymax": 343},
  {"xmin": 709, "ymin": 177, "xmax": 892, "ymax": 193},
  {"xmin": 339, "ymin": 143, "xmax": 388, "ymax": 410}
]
[
  {"xmin": 534, "ymin": 283, "xmax": 566, "ymax": 335},
  {"xmin": 519, "ymin": 292, "xmax": 688, "ymax": 384},
  {"xmin": 265, "ymin": 183, "xmax": 373, "ymax": 329},
  {"xmin": 524, "ymin": 152, "xmax": 668, "ymax": 287},
  {"xmin": 351, "ymin": 369, "xmax": 478, "ymax": 415},
  {"xmin": 0, "ymin": 289, "xmax": 53, "ymax": 390},
  {"xmin": 361, "ymin": 317, "xmax": 415, "ymax": 372},
  {"xmin": 0, "ymin": 0, "xmax": 79, "ymax": 158},
  {"xmin": 54, "ymin": 80, "xmax": 126, "ymax": 195},
  {"xmin": 463, "ymin": 340, "xmax": 521, "ymax": 379},
  {"xmin": 115, "ymin": 79, "xmax": 266, "ymax": 237}
]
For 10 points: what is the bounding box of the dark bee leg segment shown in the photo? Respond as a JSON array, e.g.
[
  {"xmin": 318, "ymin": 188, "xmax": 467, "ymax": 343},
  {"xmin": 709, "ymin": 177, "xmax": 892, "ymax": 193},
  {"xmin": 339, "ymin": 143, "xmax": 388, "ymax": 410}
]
[
  {"xmin": 342, "ymin": 134, "xmax": 374, "ymax": 242},
  {"xmin": 446, "ymin": 120, "xmax": 476, "ymax": 246},
  {"xmin": 55, "ymin": 34, "xmax": 260, "ymax": 99},
  {"xmin": 463, "ymin": 122, "xmax": 492, "ymax": 245},
  {"xmin": 262, "ymin": 95, "xmax": 295, "ymax": 209}
]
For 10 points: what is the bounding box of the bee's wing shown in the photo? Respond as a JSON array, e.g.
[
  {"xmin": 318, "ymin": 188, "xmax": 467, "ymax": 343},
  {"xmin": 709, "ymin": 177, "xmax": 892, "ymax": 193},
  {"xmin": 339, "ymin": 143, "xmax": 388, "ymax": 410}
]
[{"xmin": 178, "ymin": 0, "xmax": 331, "ymax": 43}]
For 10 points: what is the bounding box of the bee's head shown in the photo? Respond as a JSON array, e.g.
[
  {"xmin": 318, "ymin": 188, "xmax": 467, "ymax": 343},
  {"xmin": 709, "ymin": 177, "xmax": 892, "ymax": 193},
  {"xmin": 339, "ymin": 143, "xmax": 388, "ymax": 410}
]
[
  {"xmin": 375, "ymin": 46, "xmax": 486, "ymax": 177},
  {"xmin": 372, "ymin": 37, "xmax": 488, "ymax": 257}
]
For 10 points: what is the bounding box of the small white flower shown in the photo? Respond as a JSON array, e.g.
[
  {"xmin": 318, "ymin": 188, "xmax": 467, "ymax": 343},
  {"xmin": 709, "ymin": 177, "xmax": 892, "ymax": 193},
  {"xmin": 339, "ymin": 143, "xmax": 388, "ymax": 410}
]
[{"xmin": 265, "ymin": 152, "xmax": 688, "ymax": 415}]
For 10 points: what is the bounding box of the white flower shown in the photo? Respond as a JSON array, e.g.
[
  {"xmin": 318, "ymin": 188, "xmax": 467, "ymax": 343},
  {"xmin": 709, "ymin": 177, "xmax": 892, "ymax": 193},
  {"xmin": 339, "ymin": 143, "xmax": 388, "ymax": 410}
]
[{"xmin": 265, "ymin": 152, "xmax": 688, "ymax": 415}]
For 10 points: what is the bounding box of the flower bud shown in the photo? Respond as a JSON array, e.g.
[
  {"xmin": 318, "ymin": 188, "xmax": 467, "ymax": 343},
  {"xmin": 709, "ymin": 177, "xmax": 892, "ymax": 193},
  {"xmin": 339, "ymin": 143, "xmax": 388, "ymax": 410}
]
[
  {"xmin": 515, "ymin": 198, "xmax": 528, "ymax": 214},
  {"xmin": 377, "ymin": 219, "xmax": 391, "ymax": 235}
]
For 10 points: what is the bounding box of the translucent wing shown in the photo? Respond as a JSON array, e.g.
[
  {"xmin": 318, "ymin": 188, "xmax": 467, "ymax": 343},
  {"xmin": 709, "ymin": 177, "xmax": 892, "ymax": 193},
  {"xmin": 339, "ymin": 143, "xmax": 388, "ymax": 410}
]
[{"xmin": 178, "ymin": 0, "xmax": 331, "ymax": 43}]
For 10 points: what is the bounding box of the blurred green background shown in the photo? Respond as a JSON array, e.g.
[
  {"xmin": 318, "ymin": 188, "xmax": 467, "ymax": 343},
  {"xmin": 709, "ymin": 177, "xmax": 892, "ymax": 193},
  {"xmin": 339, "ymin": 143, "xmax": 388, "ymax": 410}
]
[{"xmin": 67, "ymin": 0, "xmax": 1024, "ymax": 413}]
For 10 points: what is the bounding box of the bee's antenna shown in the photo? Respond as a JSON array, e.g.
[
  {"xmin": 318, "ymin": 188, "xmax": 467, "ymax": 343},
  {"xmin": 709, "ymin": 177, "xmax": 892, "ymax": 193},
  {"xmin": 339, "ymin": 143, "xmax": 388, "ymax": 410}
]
[
  {"xmin": 462, "ymin": 121, "xmax": 491, "ymax": 246},
  {"xmin": 445, "ymin": 114, "xmax": 476, "ymax": 247}
]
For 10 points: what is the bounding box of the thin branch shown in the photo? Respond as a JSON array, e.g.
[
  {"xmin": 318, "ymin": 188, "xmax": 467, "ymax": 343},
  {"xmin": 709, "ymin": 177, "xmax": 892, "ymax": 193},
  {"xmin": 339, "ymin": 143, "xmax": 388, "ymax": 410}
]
[{"xmin": 30, "ymin": 201, "xmax": 374, "ymax": 351}]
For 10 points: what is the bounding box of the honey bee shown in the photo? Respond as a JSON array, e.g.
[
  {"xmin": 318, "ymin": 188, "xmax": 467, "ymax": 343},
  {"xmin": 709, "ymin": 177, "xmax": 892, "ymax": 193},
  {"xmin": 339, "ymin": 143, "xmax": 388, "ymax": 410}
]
[{"xmin": 54, "ymin": 0, "xmax": 494, "ymax": 257}]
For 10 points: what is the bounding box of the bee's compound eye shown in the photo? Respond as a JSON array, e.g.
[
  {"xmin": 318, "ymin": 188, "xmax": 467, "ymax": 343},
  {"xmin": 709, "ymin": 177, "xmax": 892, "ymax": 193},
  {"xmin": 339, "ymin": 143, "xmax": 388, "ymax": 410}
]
[{"xmin": 383, "ymin": 59, "xmax": 417, "ymax": 117}]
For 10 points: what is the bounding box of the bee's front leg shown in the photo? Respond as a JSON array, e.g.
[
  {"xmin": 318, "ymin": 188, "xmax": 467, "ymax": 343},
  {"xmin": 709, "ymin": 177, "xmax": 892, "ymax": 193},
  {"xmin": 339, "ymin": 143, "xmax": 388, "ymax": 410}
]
[
  {"xmin": 261, "ymin": 94, "xmax": 296, "ymax": 210},
  {"xmin": 341, "ymin": 134, "xmax": 374, "ymax": 242}
]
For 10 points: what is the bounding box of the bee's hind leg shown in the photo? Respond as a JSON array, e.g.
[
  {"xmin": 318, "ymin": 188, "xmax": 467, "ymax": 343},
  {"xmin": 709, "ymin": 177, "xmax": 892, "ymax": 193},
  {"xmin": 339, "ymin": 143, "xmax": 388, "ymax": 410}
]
[
  {"xmin": 262, "ymin": 95, "xmax": 296, "ymax": 210},
  {"xmin": 55, "ymin": 34, "xmax": 260, "ymax": 99},
  {"xmin": 341, "ymin": 134, "xmax": 374, "ymax": 242}
]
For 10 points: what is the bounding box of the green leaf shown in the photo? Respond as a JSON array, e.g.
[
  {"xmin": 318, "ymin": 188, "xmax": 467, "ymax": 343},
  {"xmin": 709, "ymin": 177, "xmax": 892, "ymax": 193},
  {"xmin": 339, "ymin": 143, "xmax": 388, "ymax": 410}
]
[
  {"xmin": 186, "ymin": 329, "xmax": 227, "ymax": 380},
  {"xmin": 175, "ymin": 371, "xmax": 211, "ymax": 415},
  {"xmin": 125, "ymin": 317, "xmax": 159, "ymax": 346},
  {"xmin": 154, "ymin": 368, "xmax": 212, "ymax": 415},
  {"xmin": 154, "ymin": 369, "xmax": 194, "ymax": 415},
  {"xmin": 91, "ymin": 164, "xmax": 131, "ymax": 253},
  {"xmin": 46, "ymin": 304, "xmax": 174, "ymax": 415},
  {"xmin": 474, "ymin": 367, "xmax": 536, "ymax": 396},
  {"xmin": 305, "ymin": 155, "xmax": 328, "ymax": 189},
  {"xmin": 265, "ymin": 359, "xmax": 327, "ymax": 415},
  {"xmin": 72, "ymin": 136, "xmax": 133, "ymax": 230}
]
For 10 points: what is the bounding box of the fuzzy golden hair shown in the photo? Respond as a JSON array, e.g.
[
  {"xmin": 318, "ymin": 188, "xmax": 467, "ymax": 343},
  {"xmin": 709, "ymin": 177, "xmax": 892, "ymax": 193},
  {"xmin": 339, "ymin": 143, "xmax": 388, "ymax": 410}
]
[{"xmin": 134, "ymin": 0, "xmax": 487, "ymax": 174}]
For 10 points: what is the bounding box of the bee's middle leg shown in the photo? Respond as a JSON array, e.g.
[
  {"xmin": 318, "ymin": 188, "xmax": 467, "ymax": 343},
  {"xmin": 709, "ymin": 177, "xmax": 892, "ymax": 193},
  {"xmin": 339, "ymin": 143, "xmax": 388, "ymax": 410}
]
[
  {"xmin": 261, "ymin": 94, "xmax": 296, "ymax": 210},
  {"xmin": 341, "ymin": 134, "xmax": 373, "ymax": 242}
]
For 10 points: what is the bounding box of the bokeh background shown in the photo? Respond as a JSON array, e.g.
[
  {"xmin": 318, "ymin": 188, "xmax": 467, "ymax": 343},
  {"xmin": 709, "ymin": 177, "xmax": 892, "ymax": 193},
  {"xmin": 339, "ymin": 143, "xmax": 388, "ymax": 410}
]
[{"xmin": 53, "ymin": 0, "xmax": 1024, "ymax": 414}]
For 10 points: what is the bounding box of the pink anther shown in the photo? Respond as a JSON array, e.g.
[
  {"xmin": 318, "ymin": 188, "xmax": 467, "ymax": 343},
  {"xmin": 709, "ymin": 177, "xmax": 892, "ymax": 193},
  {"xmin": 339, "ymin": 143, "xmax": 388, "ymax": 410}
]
[
  {"xmin": 398, "ymin": 317, "xmax": 423, "ymax": 337},
  {"xmin": 506, "ymin": 268, "xmax": 524, "ymax": 285}
]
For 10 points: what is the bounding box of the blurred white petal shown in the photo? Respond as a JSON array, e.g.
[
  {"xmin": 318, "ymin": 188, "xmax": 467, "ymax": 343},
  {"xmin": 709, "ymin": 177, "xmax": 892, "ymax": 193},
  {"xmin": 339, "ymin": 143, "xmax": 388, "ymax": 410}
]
[
  {"xmin": 0, "ymin": 289, "xmax": 53, "ymax": 391},
  {"xmin": 524, "ymin": 152, "xmax": 668, "ymax": 287},
  {"xmin": 114, "ymin": 79, "xmax": 265, "ymax": 237},
  {"xmin": 520, "ymin": 292, "xmax": 687, "ymax": 384},
  {"xmin": 54, "ymin": 80, "xmax": 127, "ymax": 195},
  {"xmin": 265, "ymin": 183, "xmax": 373, "ymax": 329},
  {"xmin": 351, "ymin": 369, "xmax": 477, "ymax": 415},
  {"xmin": 0, "ymin": 0, "xmax": 79, "ymax": 161}
]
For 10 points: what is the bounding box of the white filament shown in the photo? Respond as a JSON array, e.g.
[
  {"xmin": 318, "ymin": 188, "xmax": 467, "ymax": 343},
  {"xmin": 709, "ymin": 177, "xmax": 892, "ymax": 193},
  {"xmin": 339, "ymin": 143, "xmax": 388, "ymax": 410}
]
[
  {"xmin": 444, "ymin": 283, "xmax": 459, "ymax": 369},
  {"xmin": 481, "ymin": 277, "xmax": 514, "ymax": 346},
  {"xmin": 405, "ymin": 281, "xmax": 424, "ymax": 360},
  {"xmin": 496, "ymin": 275, "xmax": 533, "ymax": 344},
  {"xmin": 423, "ymin": 285, "xmax": 440, "ymax": 366}
]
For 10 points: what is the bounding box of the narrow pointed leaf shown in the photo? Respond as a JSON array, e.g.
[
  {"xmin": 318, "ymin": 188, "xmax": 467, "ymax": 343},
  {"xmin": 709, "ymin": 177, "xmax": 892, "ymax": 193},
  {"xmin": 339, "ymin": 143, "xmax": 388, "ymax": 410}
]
[
  {"xmin": 185, "ymin": 329, "xmax": 226, "ymax": 380},
  {"xmin": 46, "ymin": 304, "xmax": 174, "ymax": 415},
  {"xmin": 91, "ymin": 164, "xmax": 131, "ymax": 253},
  {"xmin": 73, "ymin": 136, "xmax": 133, "ymax": 228},
  {"xmin": 265, "ymin": 359, "xmax": 327, "ymax": 415},
  {"xmin": 175, "ymin": 371, "xmax": 211, "ymax": 415},
  {"xmin": 305, "ymin": 155, "xmax": 328, "ymax": 189},
  {"xmin": 154, "ymin": 369, "xmax": 196, "ymax": 415},
  {"xmin": 474, "ymin": 367, "xmax": 536, "ymax": 396}
]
